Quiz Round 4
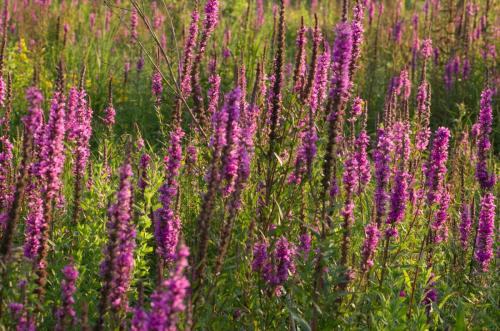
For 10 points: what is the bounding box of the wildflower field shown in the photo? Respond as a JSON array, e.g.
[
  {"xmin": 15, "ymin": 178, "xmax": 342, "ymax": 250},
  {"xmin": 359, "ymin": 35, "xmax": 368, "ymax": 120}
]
[{"xmin": 0, "ymin": 0, "xmax": 498, "ymax": 329}]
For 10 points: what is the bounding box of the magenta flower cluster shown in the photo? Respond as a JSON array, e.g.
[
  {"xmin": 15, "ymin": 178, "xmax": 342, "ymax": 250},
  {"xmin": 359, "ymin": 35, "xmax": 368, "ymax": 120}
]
[
  {"xmin": 475, "ymin": 88, "xmax": 496, "ymax": 190},
  {"xmin": 180, "ymin": 9, "xmax": 199, "ymax": 96},
  {"xmin": 100, "ymin": 160, "xmax": 136, "ymax": 311},
  {"xmin": 148, "ymin": 244, "xmax": 190, "ymax": 330},
  {"xmin": 361, "ymin": 223, "xmax": 380, "ymax": 272},
  {"xmin": 252, "ymin": 237, "xmax": 296, "ymax": 294},
  {"xmin": 330, "ymin": 22, "xmax": 353, "ymax": 105},
  {"xmin": 423, "ymin": 127, "xmax": 450, "ymax": 205},
  {"xmin": 475, "ymin": 193, "xmax": 495, "ymax": 272},
  {"xmin": 374, "ymin": 128, "xmax": 393, "ymax": 222},
  {"xmin": 155, "ymin": 126, "xmax": 184, "ymax": 263},
  {"xmin": 40, "ymin": 90, "xmax": 66, "ymax": 200},
  {"xmin": 55, "ymin": 264, "xmax": 79, "ymax": 330}
]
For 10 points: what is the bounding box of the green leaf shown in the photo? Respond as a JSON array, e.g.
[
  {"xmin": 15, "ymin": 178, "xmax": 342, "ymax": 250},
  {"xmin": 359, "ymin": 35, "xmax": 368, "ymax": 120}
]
[
  {"xmin": 286, "ymin": 307, "xmax": 311, "ymax": 331},
  {"xmin": 454, "ymin": 303, "xmax": 466, "ymax": 331},
  {"xmin": 438, "ymin": 292, "xmax": 456, "ymax": 310},
  {"xmin": 402, "ymin": 270, "xmax": 412, "ymax": 292}
]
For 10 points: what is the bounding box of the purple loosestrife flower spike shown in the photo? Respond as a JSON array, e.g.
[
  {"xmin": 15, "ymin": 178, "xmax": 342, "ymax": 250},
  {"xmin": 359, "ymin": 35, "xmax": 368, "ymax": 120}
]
[
  {"xmin": 109, "ymin": 161, "xmax": 136, "ymax": 311},
  {"xmin": 185, "ymin": 144, "xmax": 197, "ymax": 173},
  {"xmin": 459, "ymin": 202, "xmax": 472, "ymax": 250},
  {"xmin": 198, "ymin": 0, "xmax": 219, "ymax": 52},
  {"xmin": 98, "ymin": 157, "xmax": 135, "ymax": 321},
  {"xmin": 309, "ymin": 51, "xmax": 330, "ymax": 112},
  {"xmin": 131, "ymin": 283, "xmax": 148, "ymax": 331},
  {"xmin": 137, "ymin": 56, "xmax": 145, "ymax": 73},
  {"xmin": 255, "ymin": 237, "xmax": 296, "ymax": 293},
  {"xmin": 423, "ymin": 127, "xmax": 450, "ymax": 205},
  {"xmin": 103, "ymin": 78, "xmax": 115, "ymax": 128},
  {"xmin": 264, "ymin": 74, "xmax": 276, "ymax": 132},
  {"xmin": 302, "ymin": 15, "xmax": 322, "ymax": 102},
  {"xmin": 221, "ymin": 88, "xmax": 242, "ymax": 197},
  {"xmin": 40, "ymin": 89, "xmax": 66, "ymax": 200},
  {"xmin": 130, "ymin": 7, "xmax": 138, "ymax": 43},
  {"xmin": 339, "ymin": 150, "xmax": 358, "ymax": 269},
  {"xmin": 399, "ymin": 69, "xmax": 411, "ymax": 101},
  {"xmin": 103, "ymin": 104, "xmax": 116, "ymax": 128},
  {"xmin": 391, "ymin": 20, "xmax": 404, "ymax": 44},
  {"xmin": 35, "ymin": 77, "xmax": 67, "ymax": 298},
  {"xmin": 213, "ymin": 90, "xmax": 258, "ymax": 276},
  {"xmin": 252, "ymin": 241, "xmax": 268, "ymax": 273},
  {"xmin": 105, "ymin": 9, "xmax": 112, "ymax": 32},
  {"xmin": 130, "ymin": 307, "xmax": 150, "ymax": 331},
  {"xmin": 273, "ymin": 236, "xmax": 296, "ymax": 286},
  {"xmin": 432, "ymin": 190, "xmax": 451, "ymax": 243},
  {"xmin": 443, "ymin": 59, "xmax": 454, "ymax": 90},
  {"xmin": 0, "ymin": 135, "xmax": 12, "ymax": 212},
  {"xmin": 415, "ymin": 80, "xmax": 431, "ymax": 151},
  {"xmin": 202, "ymin": 0, "xmax": 219, "ymax": 39},
  {"xmin": 23, "ymin": 188, "xmax": 43, "ymax": 259},
  {"xmin": 131, "ymin": 305, "xmax": 149, "ymax": 331},
  {"xmin": 124, "ymin": 61, "xmax": 131, "ymax": 79},
  {"xmin": 462, "ymin": 58, "xmax": 471, "ymax": 79},
  {"xmin": 350, "ymin": 97, "xmax": 363, "ymax": 121},
  {"xmin": 354, "ymin": 128, "xmax": 371, "ymax": 194},
  {"xmin": 55, "ymin": 263, "xmax": 78, "ymax": 330},
  {"xmin": 289, "ymin": 107, "xmax": 317, "ymax": 185},
  {"xmin": 0, "ymin": 0, "xmax": 6, "ymax": 108},
  {"xmin": 154, "ymin": 7, "xmax": 165, "ymax": 29},
  {"xmin": 66, "ymin": 87, "xmax": 78, "ymax": 142},
  {"xmin": 330, "ymin": 21, "xmax": 353, "ymax": 106},
  {"xmin": 207, "ymin": 73, "xmax": 221, "ymax": 118},
  {"xmin": 422, "ymin": 273, "xmax": 437, "ymax": 313},
  {"xmin": 475, "ymin": 193, "xmax": 495, "ymax": 272},
  {"xmin": 343, "ymin": 154, "xmax": 359, "ymax": 198},
  {"xmin": 433, "ymin": 47, "xmax": 439, "ymax": 65},
  {"xmin": 411, "ymin": 13, "xmax": 419, "ymax": 35},
  {"xmin": 10, "ymin": 302, "xmax": 35, "ymax": 331},
  {"xmin": 298, "ymin": 233, "xmax": 311, "ymax": 259},
  {"xmin": 74, "ymin": 88, "xmax": 92, "ymax": 163},
  {"xmin": 374, "ymin": 128, "xmax": 393, "ymax": 226},
  {"xmin": 138, "ymin": 153, "xmax": 151, "ymax": 191},
  {"xmin": 0, "ymin": 76, "xmax": 4, "ymax": 107},
  {"xmin": 203, "ymin": 71, "xmax": 221, "ymax": 132},
  {"xmin": 323, "ymin": 21, "xmax": 353, "ymax": 200},
  {"xmin": 180, "ymin": 8, "xmax": 199, "ymax": 96},
  {"xmin": 22, "ymin": 87, "xmax": 45, "ymax": 259},
  {"xmin": 152, "ymin": 69, "xmax": 163, "ymax": 103},
  {"xmin": 329, "ymin": 177, "xmax": 340, "ymax": 199},
  {"xmin": 360, "ymin": 223, "xmax": 380, "ymax": 272},
  {"xmin": 23, "ymin": 87, "xmax": 45, "ymax": 139},
  {"xmin": 154, "ymin": 127, "xmax": 184, "ymax": 263},
  {"xmin": 148, "ymin": 244, "xmax": 190, "ymax": 330},
  {"xmin": 0, "ymin": 75, "xmax": 12, "ymax": 211},
  {"xmin": 238, "ymin": 86, "xmax": 256, "ymax": 178},
  {"xmin": 255, "ymin": 0, "xmax": 264, "ymax": 27},
  {"xmin": 137, "ymin": 136, "xmax": 145, "ymax": 152},
  {"xmin": 208, "ymin": 89, "xmax": 233, "ymax": 161},
  {"xmin": 475, "ymin": 88, "xmax": 496, "ymax": 190},
  {"xmin": 349, "ymin": 1, "xmax": 364, "ymax": 79},
  {"xmin": 421, "ymin": 39, "xmax": 433, "ymax": 59},
  {"xmin": 72, "ymin": 79, "xmax": 93, "ymax": 223},
  {"xmin": 266, "ymin": 0, "xmax": 285, "ymax": 188},
  {"xmin": 293, "ymin": 18, "xmax": 307, "ymax": 93},
  {"xmin": 385, "ymin": 169, "xmax": 408, "ymax": 238},
  {"xmin": 391, "ymin": 122, "xmax": 411, "ymax": 163}
]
